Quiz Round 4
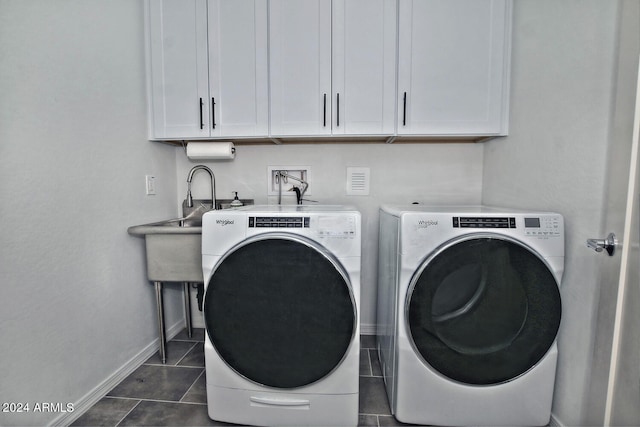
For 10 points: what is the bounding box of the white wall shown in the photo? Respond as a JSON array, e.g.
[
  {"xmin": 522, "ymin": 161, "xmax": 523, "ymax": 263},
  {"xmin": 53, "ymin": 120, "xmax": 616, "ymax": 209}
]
[
  {"xmin": 482, "ymin": 1, "xmax": 626, "ymax": 425},
  {"xmin": 1, "ymin": 1, "xmax": 631, "ymax": 426},
  {"xmin": 0, "ymin": 1, "xmax": 182, "ymax": 425},
  {"xmin": 177, "ymin": 142, "xmax": 484, "ymax": 331}
]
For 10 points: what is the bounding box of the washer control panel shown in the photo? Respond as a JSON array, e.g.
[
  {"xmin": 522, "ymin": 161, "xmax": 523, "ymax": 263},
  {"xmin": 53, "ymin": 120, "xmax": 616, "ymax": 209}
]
[
  {"xmin": 317, "ymin": 215, "xmax": 357, "ymax": 238},
  {"xmin": 248, "ymin": 216, "xmax": 311, "ymax": 228}
]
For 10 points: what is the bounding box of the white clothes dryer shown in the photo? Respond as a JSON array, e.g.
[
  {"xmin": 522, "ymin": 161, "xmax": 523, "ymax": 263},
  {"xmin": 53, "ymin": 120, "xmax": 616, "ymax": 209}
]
[
  {"xmin": 201, "ymin": 205, "xmax": 361, "ymax": 427},
  {"xmin": 377, "ymin": 205, "xmax": 564, "ymax": 426}
]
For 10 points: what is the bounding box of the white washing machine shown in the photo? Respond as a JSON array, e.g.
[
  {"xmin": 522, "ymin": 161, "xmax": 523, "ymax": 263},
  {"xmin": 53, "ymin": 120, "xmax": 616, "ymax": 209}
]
[
  {"xmin": 377, "ymin": 205, "xmax": 564, "ymax": 426},
  {"xmin": 201, "ymin": 205, "xmax": 361, "ymax": 427}
]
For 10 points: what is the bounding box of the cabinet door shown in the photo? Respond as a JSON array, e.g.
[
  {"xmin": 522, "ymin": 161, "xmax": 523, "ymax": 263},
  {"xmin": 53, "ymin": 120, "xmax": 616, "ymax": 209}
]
[
  {"xmin": 397, "ymin": 0, "xmax": 511, "ymax": 136},
  {"xmin": 208, "ymin": 0, "xmax": 269, "ymax": 137},
  {"xmin": 269, "ymin": 0, "xmax": 332, "ymax": 136},
  {"xmin": 146, "ymin": 0, "xmax": 210, "ymax": 139},
  {"xmin": 332, "ymin": 0, "xmax": 397, "ymax": 135}
]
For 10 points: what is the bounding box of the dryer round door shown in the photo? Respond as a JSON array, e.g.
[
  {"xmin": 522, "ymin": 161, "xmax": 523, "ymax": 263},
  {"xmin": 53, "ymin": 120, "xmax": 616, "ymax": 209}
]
[
  {"xmin": 204, "ymin": 234, "xmax": 356, "ymax": 389},
  {"xmin": 406, "ymin": 235, "xmax": 561, "ymax": 385}
]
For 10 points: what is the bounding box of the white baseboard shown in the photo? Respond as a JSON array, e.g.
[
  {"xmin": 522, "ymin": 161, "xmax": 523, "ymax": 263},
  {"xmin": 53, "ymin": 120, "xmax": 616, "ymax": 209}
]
[
  {"xmin": 549, "ymin": 413, "xmax": 564, "ymax": 427},
  {"xmin": 360, "ymin": 323, "xmax": 377, "ymax": 336},
  {"xmin": 50, "ymin": 320, "xmax": 185, "ymax": 427}
]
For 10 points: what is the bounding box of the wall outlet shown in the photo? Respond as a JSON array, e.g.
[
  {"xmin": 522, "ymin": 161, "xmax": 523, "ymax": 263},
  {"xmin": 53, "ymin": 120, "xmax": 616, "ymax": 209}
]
[
  {"xmin": 267, "ymin": 166, "xmax": 311, "ymax": 196},
  {"xmin": 145, "ymin": 175, "xmax": 156, "ymax": 195}
]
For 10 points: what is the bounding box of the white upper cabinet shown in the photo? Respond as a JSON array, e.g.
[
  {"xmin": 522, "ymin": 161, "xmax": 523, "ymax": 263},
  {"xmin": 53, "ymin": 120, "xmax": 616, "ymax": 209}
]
[
  {"xmin": 332, "ymin": 0, "xmax": 397, "ymax": 135},
  {"xmin": 146, "ymin": 0, "xmax": 269, "ymax": 140},
  {"xmin": 397, "ymin": 0, "xmax": 512, "ymax": 136},
  {"xmin": 146, "ymin": 0, "xmax": 512, "ymax": 141},
  {"xmin": 208, "ymin": 0, "xmax": 269, "ymax": 137},
  {"xmin": 269, "ymin": 0, "xmax": 397, "ymax": 137},
  {"xmin": 269, "ymin": 0, "xmax": 332, "ymax": 136},
  {"xmin": 147, "ymin": 0, "xmax": 209, "ymax": 139}
]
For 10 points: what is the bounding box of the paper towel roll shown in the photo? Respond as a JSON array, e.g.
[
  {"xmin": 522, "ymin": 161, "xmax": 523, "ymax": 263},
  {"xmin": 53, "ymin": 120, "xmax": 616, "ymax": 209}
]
[{"xmin": 186, "ymin": 142, "xmax": 235, "ymax": 160}]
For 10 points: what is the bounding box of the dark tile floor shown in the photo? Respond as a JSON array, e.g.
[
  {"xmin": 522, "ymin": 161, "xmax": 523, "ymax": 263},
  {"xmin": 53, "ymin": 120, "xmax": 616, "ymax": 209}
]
[{"xmin": 72, "ymin": 329, "xmax": 415, "ymax": 427}]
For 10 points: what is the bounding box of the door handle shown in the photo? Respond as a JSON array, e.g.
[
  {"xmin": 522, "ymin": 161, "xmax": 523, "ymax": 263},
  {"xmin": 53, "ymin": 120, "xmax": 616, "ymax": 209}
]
[{"xmin": 586, "ymin": 232, "xmax": 618, "ymax": 256}]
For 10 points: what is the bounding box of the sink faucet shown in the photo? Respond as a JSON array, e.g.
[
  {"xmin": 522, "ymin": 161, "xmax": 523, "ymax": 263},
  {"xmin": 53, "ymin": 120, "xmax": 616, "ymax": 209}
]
[{"xmin": 186, "ymin": 165, "xmax": 216, "ymax": 209}]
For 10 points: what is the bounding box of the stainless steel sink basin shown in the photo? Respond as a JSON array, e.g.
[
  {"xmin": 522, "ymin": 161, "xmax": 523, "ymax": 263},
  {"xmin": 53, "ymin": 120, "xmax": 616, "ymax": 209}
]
[
  {"xmin": 127, "ymin": 217, "xmax": 203, "ymax": 282},
  {"xmin": 127, "ymin": 199, "xmax": 253, "ymax": 283}
]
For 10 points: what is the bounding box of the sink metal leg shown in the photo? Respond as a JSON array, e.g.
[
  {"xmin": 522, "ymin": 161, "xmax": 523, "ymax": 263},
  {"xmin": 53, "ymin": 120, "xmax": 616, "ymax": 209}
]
[
  {"xmin": 154, "ymin": 281, "xmax": 167, "ymax": 364},
  {"xmin": 183, "ymin": 282, "xmax": 193, "ymax": 338}
]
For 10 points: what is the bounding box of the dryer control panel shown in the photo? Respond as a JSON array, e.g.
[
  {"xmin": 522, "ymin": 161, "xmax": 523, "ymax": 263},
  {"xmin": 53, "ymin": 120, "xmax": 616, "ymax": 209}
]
[
  {"xmin": 453, "ymin": 217, "xmax": 516, "ymax": 228},
  {"xmin": 523, "ymin": 216, "xmax": 562, "ymax": 237},
  {"xmin": 451, "ymin": 215, "xmax": 561, "ymax": 237}
]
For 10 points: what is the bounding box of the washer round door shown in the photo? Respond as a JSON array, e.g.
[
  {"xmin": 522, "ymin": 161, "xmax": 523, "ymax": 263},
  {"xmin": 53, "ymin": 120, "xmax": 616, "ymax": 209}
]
[
  {"xmin": 406, "ymin": 235, "xmax": 561, "ymax": 385},
  {"xmin": 204, "ymin": 234, "xmax": 356, "ymax": 389}
]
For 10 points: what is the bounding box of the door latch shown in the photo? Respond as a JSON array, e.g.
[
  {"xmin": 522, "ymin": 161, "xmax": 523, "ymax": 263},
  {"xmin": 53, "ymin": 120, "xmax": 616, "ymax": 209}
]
[{"xmin": 586, "ymin": 232, "xmax": 618, "ymax": 256}]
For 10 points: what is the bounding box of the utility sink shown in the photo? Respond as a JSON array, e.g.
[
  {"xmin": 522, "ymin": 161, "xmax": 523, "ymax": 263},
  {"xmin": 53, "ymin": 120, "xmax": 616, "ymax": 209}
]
[
  {"xmin": 127, "ymin": 215, "xmax": 204, "ymax": 365},
  {"xmin": 127, "ymin": 217, "xmax": 204, "ymax": 282},
  {"xmin": 128, "ymin": 166, "xmax": 252, "ymax": 364},
  {"xmin": 127, "ymin": 198, "xmax": 253, "ymax": 283}
]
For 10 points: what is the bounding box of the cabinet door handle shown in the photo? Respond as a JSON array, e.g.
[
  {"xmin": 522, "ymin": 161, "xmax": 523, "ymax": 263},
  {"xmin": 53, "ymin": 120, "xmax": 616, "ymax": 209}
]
[
  {"xmin": 323, "ymin": 93, "xmax": 327, "ymax": 127},
  {"xmin": 199, "ymin": 98, "xmax": 204, "ymax": 130},
  {"xmin": 336, "ymin": 93, "xmax": 340, "ymax": 127},
  {"xmin": 403, "ymin": 92, "xmax": 407, "ymax": 126},
  {"xmin": 211, "ymin": 98, "xmax": 216, "ymax": 129}
]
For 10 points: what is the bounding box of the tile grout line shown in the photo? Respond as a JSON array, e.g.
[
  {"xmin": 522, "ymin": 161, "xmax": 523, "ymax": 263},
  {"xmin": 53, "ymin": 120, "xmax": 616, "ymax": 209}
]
[
  {"xmin": 367, "ymin": 349, "xmax": 374, "ymax": 377},
  {"xmin": 113, "ymin": 399, "xmax": 142, "ymax": 427},
  {"xmin": 179, "ymin": 368, "xmax": 207, "ymax": 403},
  {"xmin": 109, "ymin": 395, "xmax": 208, "ymax": 406},
  {"xmin": 174, "ymin": 341, "xmax": 199, "ymax": 366}
]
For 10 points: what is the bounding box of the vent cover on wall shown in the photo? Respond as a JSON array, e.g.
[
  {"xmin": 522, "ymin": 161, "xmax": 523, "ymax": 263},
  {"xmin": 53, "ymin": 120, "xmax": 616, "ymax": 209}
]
[{"xmin": 346, "ymin": 167, "xmax": 370, "ymax": 196}]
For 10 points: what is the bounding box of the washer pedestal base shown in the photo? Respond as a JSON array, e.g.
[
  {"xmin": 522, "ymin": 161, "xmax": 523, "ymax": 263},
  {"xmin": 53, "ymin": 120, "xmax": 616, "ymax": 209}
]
[{"xmin": 206, "ymin": 384, "xmax": 358, "ymax": 427}]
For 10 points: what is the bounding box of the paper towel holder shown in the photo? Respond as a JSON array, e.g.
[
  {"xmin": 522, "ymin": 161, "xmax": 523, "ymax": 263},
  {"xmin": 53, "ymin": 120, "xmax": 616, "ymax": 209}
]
[{"xmin": 183, "ymin": 141, "xmax": 236, "ymax": 160}]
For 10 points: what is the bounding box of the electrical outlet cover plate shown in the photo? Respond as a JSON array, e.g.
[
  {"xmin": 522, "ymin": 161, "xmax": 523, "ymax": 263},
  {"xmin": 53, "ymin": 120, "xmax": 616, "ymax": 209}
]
[
  {"xmin": 267, "ymin": 166, "xmax": 311, "ymax": 196},
  {"xmin": 145, "ymin": 175, "xmax": 156, "ymax": 195}
]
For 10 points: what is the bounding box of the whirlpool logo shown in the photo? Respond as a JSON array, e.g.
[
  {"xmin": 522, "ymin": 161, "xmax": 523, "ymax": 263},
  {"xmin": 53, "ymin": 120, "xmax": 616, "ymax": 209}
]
[
  {"xmin": 417, "ymin": 219, "xmax": 438, "ymax": 228},
  {"xmin": 216, "ymin": 219, "xmax": 235, "ymax": 226}
]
